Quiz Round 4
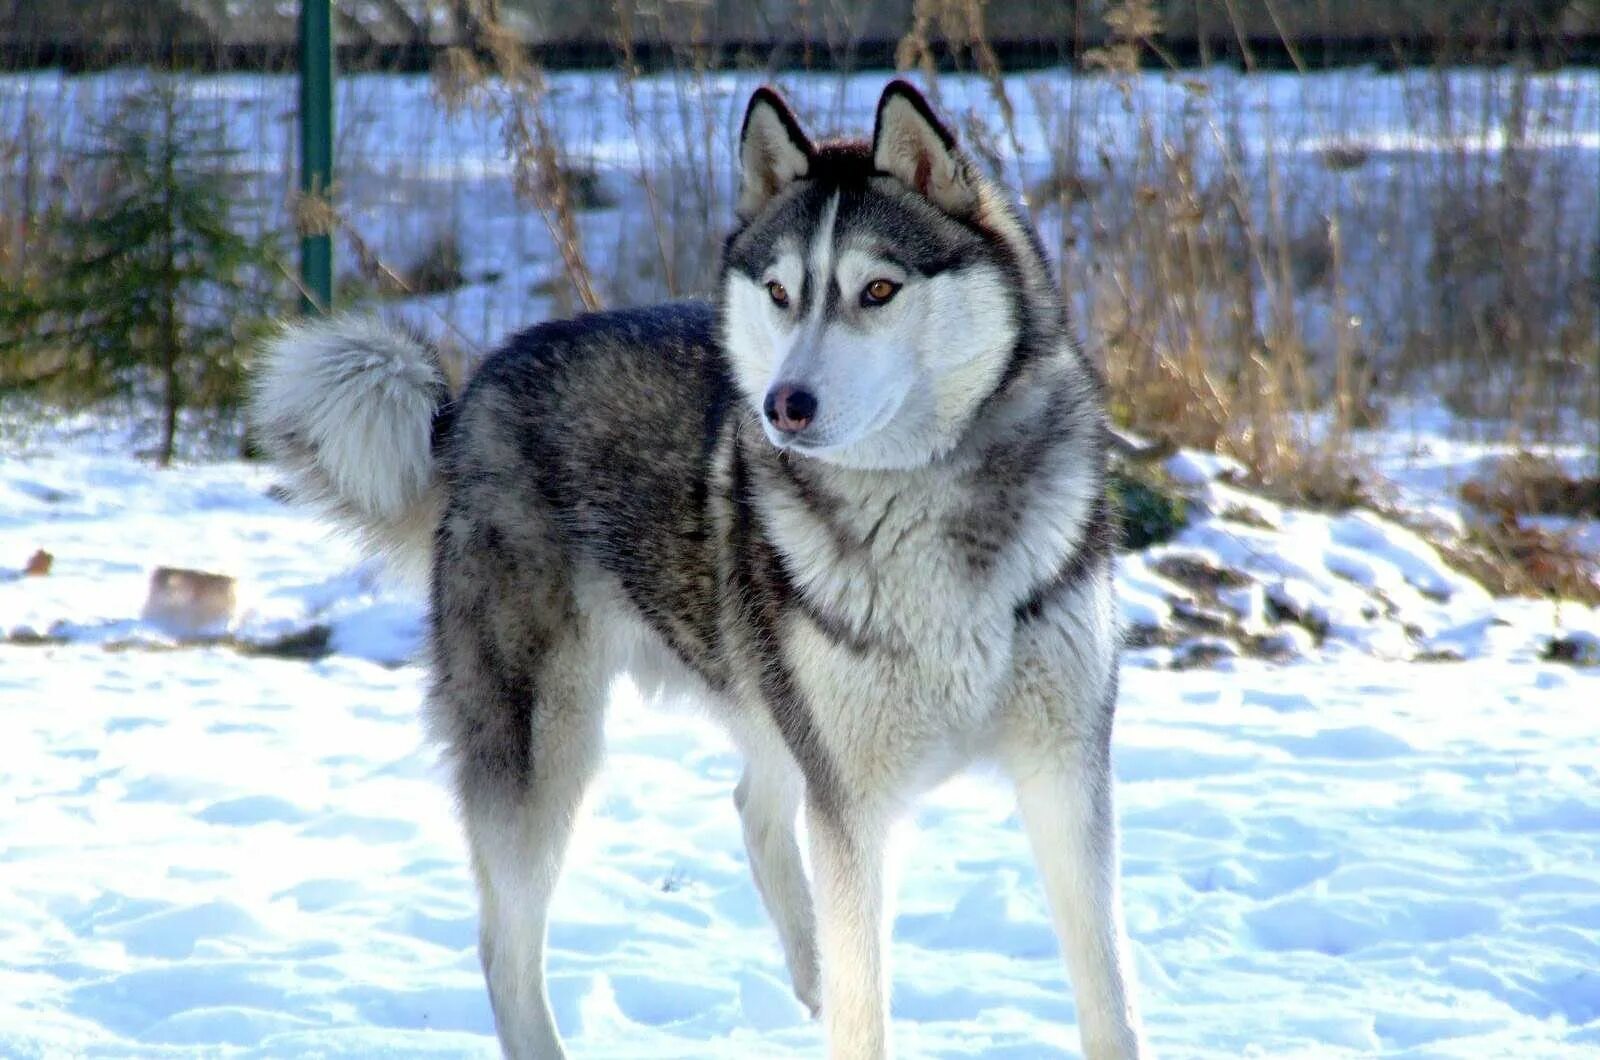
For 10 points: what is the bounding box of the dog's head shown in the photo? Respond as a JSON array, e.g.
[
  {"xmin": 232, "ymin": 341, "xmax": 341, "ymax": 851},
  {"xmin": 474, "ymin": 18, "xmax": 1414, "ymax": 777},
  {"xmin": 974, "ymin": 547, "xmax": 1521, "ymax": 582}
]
[{"xmin": 720, "ymin": 81, "xmax": 1053, "ymax": 470}]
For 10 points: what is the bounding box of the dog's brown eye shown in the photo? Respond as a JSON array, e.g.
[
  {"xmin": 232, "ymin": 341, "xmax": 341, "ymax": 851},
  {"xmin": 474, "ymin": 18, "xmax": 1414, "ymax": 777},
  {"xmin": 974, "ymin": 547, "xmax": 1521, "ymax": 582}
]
[
  {"xmin": 861, "ymin": 279, "xmax": 900, "ymax": 307},
  {"xmin": 766, "ymin": 281, "xmax": 790, "ymax": 308}
]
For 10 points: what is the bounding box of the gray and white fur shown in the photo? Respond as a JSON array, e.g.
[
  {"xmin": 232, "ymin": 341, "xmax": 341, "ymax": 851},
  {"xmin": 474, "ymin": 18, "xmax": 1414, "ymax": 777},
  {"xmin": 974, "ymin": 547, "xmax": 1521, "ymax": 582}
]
[{"xmin": 250, "ymin": 81, "xmax": 1147, "ymax": 1060}]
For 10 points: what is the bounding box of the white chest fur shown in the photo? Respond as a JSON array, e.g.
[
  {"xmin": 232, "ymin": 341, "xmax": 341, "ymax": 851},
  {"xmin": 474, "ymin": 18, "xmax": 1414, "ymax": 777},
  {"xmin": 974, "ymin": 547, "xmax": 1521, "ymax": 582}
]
[{"xmin": 755, "ymin": 463, "xmax": 1032, "ymax": 788}]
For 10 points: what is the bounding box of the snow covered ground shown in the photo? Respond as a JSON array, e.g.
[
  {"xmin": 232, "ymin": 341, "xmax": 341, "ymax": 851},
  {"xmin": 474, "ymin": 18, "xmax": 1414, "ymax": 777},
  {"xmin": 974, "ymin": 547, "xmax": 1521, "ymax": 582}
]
[
  {"xmin": 1118, "ymin": 415, "xmax": 1600, "ymax": 667},
  {"xmin": 3, "ymin": 429, "xmax": 1599, "ymax": 1057},
  {"xmin": 6, "ymin": 636, "xmax": 1600, "ymax": 1057}
]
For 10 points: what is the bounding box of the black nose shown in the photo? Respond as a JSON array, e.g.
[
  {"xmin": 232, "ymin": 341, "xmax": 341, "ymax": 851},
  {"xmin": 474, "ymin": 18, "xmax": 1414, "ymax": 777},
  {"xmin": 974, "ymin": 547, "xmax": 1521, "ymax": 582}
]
[{"xmin": 764, "ymin": 384, "xmax": 818, "ymax": 433}]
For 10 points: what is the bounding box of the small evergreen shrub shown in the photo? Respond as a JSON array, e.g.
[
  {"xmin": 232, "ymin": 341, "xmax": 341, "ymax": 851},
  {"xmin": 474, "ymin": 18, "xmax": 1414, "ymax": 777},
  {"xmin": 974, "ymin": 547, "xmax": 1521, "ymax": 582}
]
[
  {"xmin": 1108, "ymin": 466, "xmax": 1188, "ymax": 551},
  {"xmin": 0, "ymin": 77, "xmax": 285, "ymax": 463}
]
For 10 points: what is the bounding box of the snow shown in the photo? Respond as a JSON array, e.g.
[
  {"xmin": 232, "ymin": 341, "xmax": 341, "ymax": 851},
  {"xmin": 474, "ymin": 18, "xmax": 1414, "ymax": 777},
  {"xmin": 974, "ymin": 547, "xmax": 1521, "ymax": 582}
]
[
  {"xmin": 1108, "ymin": 445, "xmax": 1600, "ymax": 665},
  {"xmin": 4, "ymin": 435, "xmax": 1600, "ymax": 1057},
  {"xmin": 1358, "ymin": 397, "xmax": 1600, "ymax": 526},
  {"xmin": 6, "ymin": 620, "xmax": 1600, "ymax": 1056}
]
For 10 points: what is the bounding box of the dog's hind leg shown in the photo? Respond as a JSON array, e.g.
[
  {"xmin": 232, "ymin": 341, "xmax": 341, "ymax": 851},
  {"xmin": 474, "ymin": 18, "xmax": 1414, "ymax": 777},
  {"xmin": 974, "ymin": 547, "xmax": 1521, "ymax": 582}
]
[
  {"xmin": 430, "ymin": 517, "xmax": 607, "ymax": 1060},
  {"xmin": 1000, "ymin": 662, "xmax": 1145, "ymax": 1060},
  {"xmin": 453, "ymin": 639, "xmax": 606, "ymax": 1060},
  {"xmin": 733, "ymin": 738, "xmax": 819, "ymax": 1014}
]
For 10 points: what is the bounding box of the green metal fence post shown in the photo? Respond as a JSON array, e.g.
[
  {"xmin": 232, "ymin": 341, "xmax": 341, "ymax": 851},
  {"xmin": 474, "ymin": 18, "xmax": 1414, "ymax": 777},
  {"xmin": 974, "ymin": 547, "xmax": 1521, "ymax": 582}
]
[{"xmin": 299, "ymin": 0, "xmax": 334, "ymax": 313}]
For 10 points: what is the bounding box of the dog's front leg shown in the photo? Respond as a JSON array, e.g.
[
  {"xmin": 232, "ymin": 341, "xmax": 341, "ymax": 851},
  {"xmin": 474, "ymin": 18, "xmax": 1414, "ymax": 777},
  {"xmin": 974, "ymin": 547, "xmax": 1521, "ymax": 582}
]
[
  {"xmin": 807, "ymin": 799, "xmax": 891, "ymax": 1059},
  {"xmin": 1001, "ymin": 683, "xmax": 1146, "ymax": 1060},
  {"xmin": 735, "ymin": 754, "xmax": 820, "ymax": 1014}
]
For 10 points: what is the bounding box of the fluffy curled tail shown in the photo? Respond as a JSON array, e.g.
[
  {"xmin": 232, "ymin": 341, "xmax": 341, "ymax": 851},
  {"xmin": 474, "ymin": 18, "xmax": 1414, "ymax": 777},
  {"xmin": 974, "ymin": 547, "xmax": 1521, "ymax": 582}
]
[{"xmin": 249, "ymin": 316, "xmax": 452, "ymax": 579}]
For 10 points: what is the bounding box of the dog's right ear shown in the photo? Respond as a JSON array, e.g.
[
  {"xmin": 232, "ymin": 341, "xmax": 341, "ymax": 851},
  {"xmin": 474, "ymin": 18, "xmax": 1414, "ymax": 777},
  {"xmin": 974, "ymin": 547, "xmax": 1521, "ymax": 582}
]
[{"xmin": 737, "ymin": 87, "xmax": 814, "ymax": 223}]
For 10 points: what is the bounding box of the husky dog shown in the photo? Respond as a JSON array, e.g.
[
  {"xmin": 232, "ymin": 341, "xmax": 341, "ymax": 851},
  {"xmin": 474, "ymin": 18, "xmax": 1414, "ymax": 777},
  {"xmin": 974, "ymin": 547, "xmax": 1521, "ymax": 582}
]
[{"xmin": 250, "ymin": 81, "xmax": 1146, "ymax": 1059}]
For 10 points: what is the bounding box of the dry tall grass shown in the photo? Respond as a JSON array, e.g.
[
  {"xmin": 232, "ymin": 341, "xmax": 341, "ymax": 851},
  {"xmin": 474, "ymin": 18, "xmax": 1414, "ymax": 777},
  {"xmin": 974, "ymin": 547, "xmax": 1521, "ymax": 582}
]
[
  {"xmin": 404, "ymin": 0, "xmax": 1596, "ymax": 509},
  {"xmin": 2, "ymin": 1, "xmax": 1595, "ymax": 512}
]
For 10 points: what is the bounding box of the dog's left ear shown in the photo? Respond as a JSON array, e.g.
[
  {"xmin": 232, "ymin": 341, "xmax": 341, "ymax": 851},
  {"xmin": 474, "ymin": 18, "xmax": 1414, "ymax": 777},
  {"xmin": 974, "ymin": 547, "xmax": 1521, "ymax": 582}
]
[
  {"xmin": 872, "ymin": 80, "xmax": 979, "ymax": 216},
  {"xmin": 737, "ymin": 87, "xmax": 815, "ymax": 223}
]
